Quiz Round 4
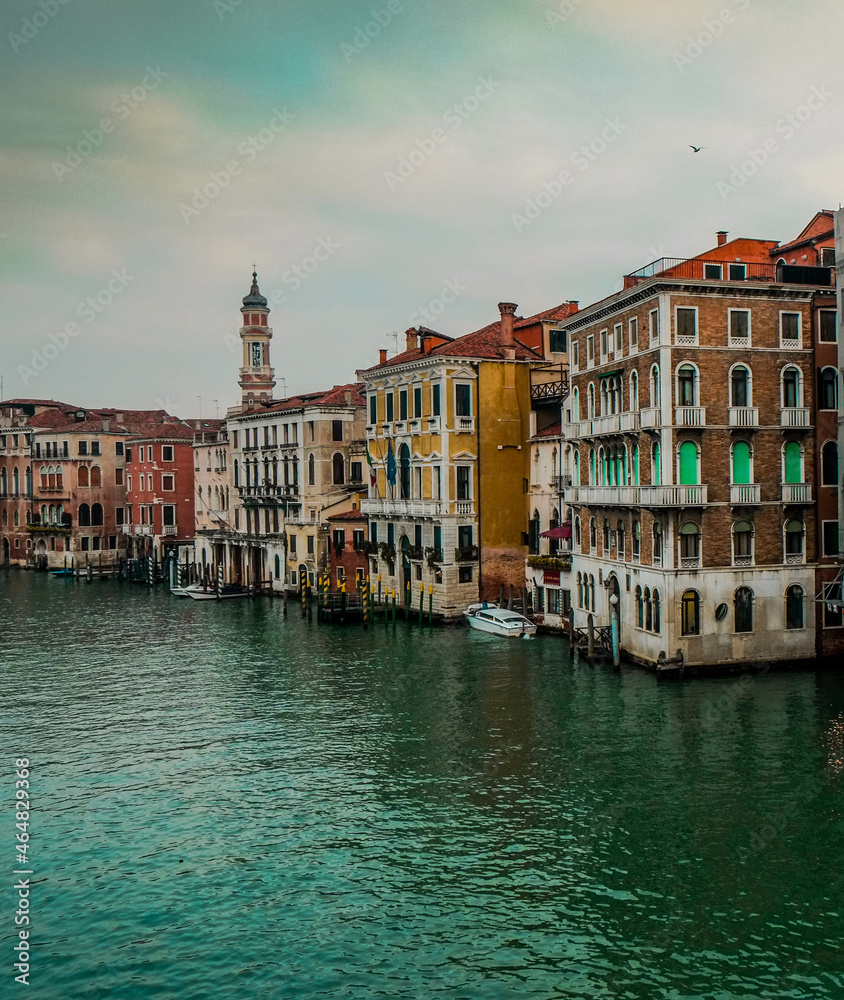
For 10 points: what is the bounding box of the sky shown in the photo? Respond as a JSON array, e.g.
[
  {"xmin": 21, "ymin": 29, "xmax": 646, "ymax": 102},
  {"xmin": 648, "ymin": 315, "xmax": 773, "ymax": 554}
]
[{"xmin": 1, "ymin": 0, "xmax": 842, "ymax": 417}]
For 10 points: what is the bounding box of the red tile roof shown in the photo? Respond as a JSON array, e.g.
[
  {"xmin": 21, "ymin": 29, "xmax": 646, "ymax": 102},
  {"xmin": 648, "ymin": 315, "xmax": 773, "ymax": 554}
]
[
  {"xmin": 238, "ymin": 383, "xmax": 365, "ymax": 417},
  {"xmin": 327, "ymin": 508, "xmax": 367, "ymax": 522},
  {"xmin": 534, "ymin": 421, "xmax": 562, "ymax": 437}
]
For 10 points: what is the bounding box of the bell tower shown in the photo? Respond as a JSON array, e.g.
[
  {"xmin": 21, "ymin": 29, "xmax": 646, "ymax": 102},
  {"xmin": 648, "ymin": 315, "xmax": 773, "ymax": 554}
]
[{"xmin": 238, "ymin": 269, "xmax": 276, "ymax": 407}]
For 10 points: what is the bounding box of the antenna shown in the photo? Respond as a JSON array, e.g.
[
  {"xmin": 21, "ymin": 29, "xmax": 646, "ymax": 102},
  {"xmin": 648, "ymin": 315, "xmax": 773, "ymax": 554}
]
[
  {"xmin": 390, "ymin": 331, "xmax": 399, "ymax": 356},
  {"xmin": 212, "ymin": 399, "xmax": 219, "ymax": 420},
  {"xmin": 196, "ymin": 396, "xmax": 202, "ymax": 421},
  {"xmin": 279, "ymin": 378, "xmax": 287, "ymax": 398}
]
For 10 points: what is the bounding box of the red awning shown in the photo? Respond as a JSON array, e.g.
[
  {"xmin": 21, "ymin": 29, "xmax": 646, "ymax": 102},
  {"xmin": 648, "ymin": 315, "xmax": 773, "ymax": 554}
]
[{"xmin": 540, "ymin": 524, "xmax": 571, "ymax": 539}]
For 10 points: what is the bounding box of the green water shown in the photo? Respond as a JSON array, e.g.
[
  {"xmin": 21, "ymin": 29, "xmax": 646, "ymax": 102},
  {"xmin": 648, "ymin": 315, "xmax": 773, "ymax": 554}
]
[{"xmin": 1, "ymin": 571, "xmax": 843, "ymax": 999}]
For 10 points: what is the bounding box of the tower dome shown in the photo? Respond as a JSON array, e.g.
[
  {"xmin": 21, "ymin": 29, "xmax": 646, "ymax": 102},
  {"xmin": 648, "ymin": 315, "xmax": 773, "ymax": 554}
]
[{"xmin": 242, "ymin": 270, "xmax": 268, "ymax": 309}]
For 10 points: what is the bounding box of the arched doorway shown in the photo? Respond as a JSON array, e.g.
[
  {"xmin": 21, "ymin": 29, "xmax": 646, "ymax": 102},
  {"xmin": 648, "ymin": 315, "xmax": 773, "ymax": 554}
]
[
  {"xmin": 400, "ymin": 535, "xmax": 411, "ymax": 599},
  {"xmin": 2, "ymin": 538, "xmax": 9, "ymax": 565},
  {"xmin": 399, "ymin": 445, "xmax": 411, "ymax": 500}
]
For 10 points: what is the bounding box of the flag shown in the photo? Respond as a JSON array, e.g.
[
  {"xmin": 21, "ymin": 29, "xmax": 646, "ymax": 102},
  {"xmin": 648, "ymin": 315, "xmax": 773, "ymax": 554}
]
[
  {"xmin": 365, "ymin": 440, "xmax": 377, "ymax": 489},
  {"xmin": 386, "ymin": 441, "xmax": 397, "ymax": 495}
]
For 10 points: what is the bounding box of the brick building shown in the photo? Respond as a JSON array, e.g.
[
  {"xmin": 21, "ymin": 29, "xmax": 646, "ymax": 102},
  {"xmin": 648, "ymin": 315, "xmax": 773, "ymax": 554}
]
[{"xmin": 555, "ymin": 215, "xmax": 837, "ymax": 669}]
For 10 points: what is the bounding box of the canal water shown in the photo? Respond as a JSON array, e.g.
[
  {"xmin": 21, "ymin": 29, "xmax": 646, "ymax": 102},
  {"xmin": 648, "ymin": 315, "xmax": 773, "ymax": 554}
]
[{"xmin": 1, "ymin": 571, "xmax": 843, "ymax": 999}]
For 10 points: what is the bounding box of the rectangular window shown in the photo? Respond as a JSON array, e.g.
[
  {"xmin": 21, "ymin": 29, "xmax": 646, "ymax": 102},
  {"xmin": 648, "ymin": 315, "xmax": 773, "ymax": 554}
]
[
  {"xmin": 704, "ymin": 263, "xmax": 723, "ymax": 279},
  {"xmin": 307, "ymin": 534, "xmax": 314, "ymax": 554},
  {"xmin": 613, "ymin": 323, "xmax": 622, "ymax": 355},
  {"xmin": 728, "ymin": 263, "xmax": 747, "ymax": 281},
  {"xmin": 456, "ymin": 466, "xmax": 470, "ymax": 500},
  {"xmin": 729, "ymin": 309, "xmax": 750, "ymax": 344},
  {"xmin": 162, "ymin": 445, "xmax": 174, "ymax": 462},
  {"xmin": 332, "ymin": 420, "xmax": 343, "ymax": 441},
  {"xmin": 432, "ymin": 383, "xmax": 441, "ymax": 416},
  {"xmin": 162, "ymin": 505, "xmax": 175, "ymax": 527},
  {"xmin": 822, "ymin": 247, "xmax": 836, "ymax": 268},
  {"xmin": 599, "ymin": 329, "xmax": 608, "ymax": 356},
  {"xmin": 823, "ymin": 521, "xmax": 840, "ymax": 557},
  {"xmin": 232, "ymin": 431, "xmax": 239, "ymax": 449},
  {"xmin": 649, "ymin": 308, "xmax": 660, "ymax": 342},
  {"xmin": 234, "ymin": 508, "xmax": 240, "ymax": 530},
  {"xmin": 399, "ymin": 391, "xmax": 408, "ymax": 421},
  {"xmin": 386, "ymin": 394, "xmax": 394, "ymax": 422},
  {"xmin": 549, "ymin": 328, "xmax": 567, "ymax": 353},
  {"xmin": 353, "ymin": 529, "xmax": 365, "ymax": 550},
  {"xmin": 433, "ymin": 525, "xmax": 442, "ymax": 557},
  {"xmin": 586, "ymin": 335, "xmax": 594, "ymax": 364},
  {"xmin": 91, "ymin": 441, "xmax": 100, "ymax": 456},
  {"xmin": 115, "ymin": 468, "xmax": 124, "ymax": 486},
  {"xmin": 387, "ymin": 522, "xmax": 395, "ymax": 548},
  {"xmin": 333, "ymin": 529, "xmax": 346, "ymax": 551},
  {"xmin": 434, "ymin": 466, "xmax": 442, "ymax": 499},
  {"xmin": 571, "ymin": 341, "xmax": 579, "ymax": 368},
  {"xmin": 115, "ymin": 441, "xmax": 124, "ymax": 456},
  {"xmin": 369, "ymin": 395, "xmax": 377, "ymax": 425},
  {"xmin": 127, "ymin": 474, "xmax": 132, "ymax": 492},
  {"xmin": 35, "ymin": 442, "xmax": 42, "ymax": 458},
  {"xmin": 414, "ymin": 524, "xmax": 422, "ymax": 550},
  {"xmin": 413, "ymin": 386, "xmax": 422, "ymax": 417},
  {"xmin": 819, "ymin": 310, "xmax": 837, "ymax": 342},
  {"xmin": 140, "ymin": 505, "xmax": 146, "ymax": 525},
  {"xmin": 676, "ymin": 307, "xmax": 697, "ymax": 342},
  {"xmin": 458, "ymin": 565, "xmax": 473, "ymax": 583},
  {"xmin": 115, "ymin": 507, "xmax": 125, "ymax": 526},
  {"xmin": 78, "ymin": 441, "xmax": 88, "ymax": 456},
  {"xmin": 780, "ymin": 312, "xmax": 801, "ymax": 347},
  {"xmin": 455, "ymin": 384, "xmax": 472, "ymax": 417},
  {"xmin": 308, "ymin": 421, "xmax": 314, "ymax": 441},
  {"xmin": 458, "ymin": 525, "xmax": 473, "ymax": 550},
  {"xmin": 629, "ymin": 317, "xmax": 638, "ymax": 350},
  {"xmin": 351, "ymin": 462, "xmax": 362, "ymax": 483},
  {"xmin": 92, "ymin": 536, "xmax": 101, "ymax": 551},
  {"xmin": 139, "ymin": 446, "xmax": 145, "ymax": 462},
  {"xmin": 81, "ymin": 536, "xmax": 90, "ymax": 551},
  {"xmin": 162, "ymin": 474, "xmax": 175, "ymax": 491},
  {"xmin": 140, "ymin": 474, "xmax": 145, "ymax": 491},
  {"xmin": 370, "ymin": 523, "xmax": 378, "ymax": 545}
]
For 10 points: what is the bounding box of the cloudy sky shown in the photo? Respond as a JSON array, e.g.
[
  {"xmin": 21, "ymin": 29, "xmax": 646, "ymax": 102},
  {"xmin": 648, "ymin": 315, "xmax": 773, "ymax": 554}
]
[{"xmin": 1, "ymin": 0, "xmax": 842, "ymax": 415}]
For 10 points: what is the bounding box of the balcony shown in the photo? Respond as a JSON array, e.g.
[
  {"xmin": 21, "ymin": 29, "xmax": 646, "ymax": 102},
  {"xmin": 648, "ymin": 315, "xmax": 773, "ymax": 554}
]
[
  {"xmin": 640, "ymin": 407, "xmax": 662, "ymax": 429},
  {"xmin": 675, "ymin": 406, "xmax": 706, "ymax": 427},
  {"xmin": 780, "ymin": 408, "xmax": 811, "ymax": 428},
  {"xmin": 362, "ymin": 498, "xmax": 444, "ymax": 517},
  {"xmin": 530, "ymin": 364, "xmax": 570, "ymax": 405},
  {"xmin": 162, "ymin": 525, "xmax": 178, "ymax": 536},
  {"xmin": 568, "ymin": 412, "xmax": 640, "ymax": 439},
  {"xmin": 730, "ymin": 484, "xmax": 760, "ymax": 505},
  {"xmin": 551, "ymin": 474, "xmax": 572, "ymax": 491},
  {"xmin": 455, "ymin": 545, "xmax": 479, "ymax": 562},
  {"xmin": 121, "ymin": 524, "xmax": 133, "ymax": 534},
  {"xmin": 782, "ymin": 484, "xmax": 812, "ymax": 504},
  {"xmin": 624, "ymin": 257, "xmax": 835, "ymax": 289},
  {"xmin": 136, "ymin": 525, "xmax": 152, "ymax": 536},
  {"xmin": 680, "ymin": 555, "xmax": 701, "ymax": 569},
  {"xmin": 455, "ymin": 416, "xmax": 475, "ymax": 433},
  {"xmin": 565, "ymin": 484, "xmax": 708, "ymax": 507},
  {"xmin": 454, "ymin": 500, "xmax": 475, "ymax": 515},
  {"xmin": 427, "ymin": 415, "xmax": 442, "ymax": 433},
  {"xmin": 729, "ymin": 407, "xmax": 759, "ymax": 428}
]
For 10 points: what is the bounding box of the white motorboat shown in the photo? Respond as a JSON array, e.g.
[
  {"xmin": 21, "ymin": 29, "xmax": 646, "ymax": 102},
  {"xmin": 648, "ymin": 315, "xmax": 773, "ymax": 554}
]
[
  {"xmin": 170, "ymin": 583, "xmax": 204, "ymax": 598},
  {"xmin": 185, "ymin": 584, "xmax": 249, "ymax": 601},
  {"xmin": 464, "ymin": 603, "xmax": 537, "ymax": 637}
]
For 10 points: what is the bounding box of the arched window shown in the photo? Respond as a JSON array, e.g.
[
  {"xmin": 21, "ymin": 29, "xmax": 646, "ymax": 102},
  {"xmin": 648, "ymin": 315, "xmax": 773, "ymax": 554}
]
[
  {"xmin": 589, "ymin": 517, "xmax": 597, "ymax": 550},
  {"xmin": 650, "ymin": 364, "xmax": 660, "ymax": 406},
  {"xmin": 397, "ymin": 445, "xmax": 409, "ymax": 498},
  {"xmin": 630, "ymin": 370, "xmax": 639, "ymax": 411},
  {"xmin": 40, "ymin": 466, "xmax": 48, "ymax": 489},
  {"xmin": 48, "ymin": 466, "xmax": 57, "ymax": 489},
  {"xmin": 784, "ymin": 519, "xmax": 804, "ymax": 562},
  {"xmin": 617, "ymin": 520, "xmax": 625, "ymax": 560},
  {"xmin": 676, "ymin": 364, "xmax": 697, "ymax": 407},
  {"xmin": 589, "ymin": 575, "xmax": 596, "ymax": 611},
  {"xmin": 678, "ymin": 441, "xmax": 699, "ymax": 485},
  {"xmin": 14, "ymin": 510, "xmax": 19, "ymax": 526},
  {"xmin": 25, "ymin": 467, "xmax": 32, "ymax": 497},
  {"xmin": 599, "ymin": 447, "xmax": 607, "ymax": 485},
  {"xmin": 680, "ymin": 522, "xmax": 700, "ymax": 565},
  {"xmin": 651, "ymin": 441, "xmax": 660, "ymax": 485},
  {"xmin": 587, "ymin": 383, "xmax": 595, "ymax": 418},
  {"xmin": 730, "ymin": 365, "xmax": 751, "ymax": 407},
  {"xmin": 652, "ymin": 522, "xmax": 662, "ymax": 564},
  {"xmin": 632, "ymin": 520, "xmax": 640, "ymax": 560},
  {"xmin": 652, "ymin": 590, "xmax": 661, "ymax": 632},
  {"xmin": 734, "ymin": 587, "xmax": 754, "ymax": 633},
  {"xmin": 1, "ymin": 509, "xmax": 6, "ymax": 526},
  {"xmin": 819, "ymin": 367, "xmax": 839, "ymax": 410},
  {"xmin": 781, "ymin": 366, "xmax": 802, "ymax": 408},
  {"xmin": 90, "ymin": 465, "xmax": 101, "ymax": 487},
  {"xmin": 644, "ymin": 587, "xmax": 652, "ymax": 631},
  {"xmin": 549, "ymin": 508, "xmax": 560, "ymax": 555},
  {"xmin": 731, "ymin": 441, "xmax": 752, "ymax": 484},
  {"xmin": 0, "ymin": 469, "xmax": 6, "ymax": 495},
  {"xmin": 274, "ymin": 554, "xmax": 281, "ymax": 578},
  {"xmin": 529, "ymin": 509, "xmax": 541, "ymax": 555},
  {"xmin": 91, "ymin": 503, "xmax": 103, "ymax": 526},
  {"xmin": 733, "ymin": 520, "xmax": 753, "ymax": 565},
  {"xmin": 572, "ymin": 387, "xmax": 580, "ymax": 422},
  {"xmin": 12, "ymin": 467, "xmax": 19, "ymax": 494},
  {"xmin": 48, "ymin": 504, "xmax": 56, "ymax": 524},
  {"xmin": 308, "ymin": 454, "xmax": 316, "ymax": 486},
  {"xmin": 633, "ymin": 444, "xmax": 640, "ymax": 485},
  {"xmin": 78, "ymin": 466, "xmax": 89, "ymax": 487},
  {"xmin": 783, "ymin": 441, "xmax": 803, "ymax": 484},
  {"xmin": 635, "ymin": 585, "xmax": 644, "ymax": 628},
  {"xmin": 599, "ymin": 380, "xmax": 608, "ymax": 416},
  {"xmin": 589, "ymin": 449, "xmax": 596, "ymax": 485},
  {"xmin": 822, "ymin": 442, "xmax": 839, "ymax": 486},
  {"xmin": 577, "ymin": 572, "xmax": 584, "ymax": 608},
  {"xmin": 602, "ymin": 518, "xmax": 610, "ymax": 551},
  {"xmin": 574, "ymin": 451, "xmax": 580, "ymax": 486},
  {"xmin": 681, "ymin": 590, "xmax": 700, "ymax": 635},
  {"xmin": 786, "ymin": 585, "xmax": 804, "ymax": 630},
  {"xmin": 574, "ymin": 515, "xmax": 581, "ymax": 547},
  {"xmin": 78, "ymin": 503, "xmax": 91, "ymax": 527},
  {"xmin": 334, "ymin": 452, "xmax": 346, "ymax": 487},
  {"xmin": 233, "ymin": 459, "xmax": 239, "ymax": 487},
  {"xmin": 41, "ymin": 505, "xmax": 47, "ymax": 524}
]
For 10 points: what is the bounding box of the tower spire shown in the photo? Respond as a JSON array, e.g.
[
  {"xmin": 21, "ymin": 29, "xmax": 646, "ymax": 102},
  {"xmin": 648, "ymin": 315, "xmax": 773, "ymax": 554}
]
[{"xmin": 238, "ymin": 268, "xmax": 274, "ymax": 407}]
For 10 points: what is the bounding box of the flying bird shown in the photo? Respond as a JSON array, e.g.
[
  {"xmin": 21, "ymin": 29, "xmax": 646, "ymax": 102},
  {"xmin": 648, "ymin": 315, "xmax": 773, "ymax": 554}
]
[{"xmin": 689, "ymin": 145, "xmax": 708, "ymax": 153}]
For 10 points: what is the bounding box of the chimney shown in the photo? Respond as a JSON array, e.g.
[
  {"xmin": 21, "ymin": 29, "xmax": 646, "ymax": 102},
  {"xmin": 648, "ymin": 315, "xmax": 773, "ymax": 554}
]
[
  {"xmin": 115, "ymin": 412, "xmax": 123, "ymax": 423},
  {"xmin": 102, "ymin": 417, "xmax": 110, "ymax": 433},
  {"xmin": 498, "ymin": 302, "xmax": 517, "ymax": 348},
  {"xmin": 405, "ymin": 328, "xmax": 418, "ymax": 352},
  {"xmin": 379, "ymin": 349, "xmax": 388, "ymax": 365},
  {"xmin": 344, "ymin": 389, "xmax": 352, "ymax": 405},
  {"xmin": 717, "ymin": 231, "xmax": 728, "ymax": 247}
]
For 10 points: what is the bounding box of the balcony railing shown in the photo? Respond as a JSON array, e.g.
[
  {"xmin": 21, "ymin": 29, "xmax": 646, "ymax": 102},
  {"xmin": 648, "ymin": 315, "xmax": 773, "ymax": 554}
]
[
  {"xmin": 680, "ymin": 555, "xmax": 701, "ymax": 569},
  {"xmin": 729, "ymin": 407, "xmax": 759, "ymax": 427},
  {"xmin": 780, "ymin": 408, "xmax": 811, "ymax": 427},
  {"xmin": 782, "ymin": 484, "xmax": 812, "ymax": 503},
  {"xmin": 530, "ymin": 364, "xmax": 570, "ymax": 404},
  {"xmin": 624, "ymin": 257, "xmax": 835, "ymax": 289},
  {"xmin": 162, "ymin": 525, "xmax": 178, "ymax": 536},
  {"xmin": 565, "ymin": 484, "xmax": 708, "ymax": 507},
  {"xmin": 568, "ymin": 412, "xmax": 641, "ymax": 439},
  {"xmin": 362, "ymin": 498, "xmax": 444, "ymax": 517},
  {"xmin": 640, "ymin": 407, "xmax": 662, "ymax": 429},
  {"xmin": 455, "ymin": 416, "xmax": 475, "ymax": 433},
  {"xmin": 675, "ymin": 406, "xmax": 706, "ymax": 427},
  {"xmin": 455, "ymin": 545, "xmax": 479, "ymax": 562},
  {"xmin": 730, "ymin": 484, "xmax": 760, "ymax": 504}
]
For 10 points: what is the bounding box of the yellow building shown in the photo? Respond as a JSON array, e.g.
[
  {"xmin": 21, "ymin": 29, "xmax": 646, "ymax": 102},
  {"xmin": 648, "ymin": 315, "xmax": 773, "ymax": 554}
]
[{"xmin": 359, "ymin": 303, "xmax": 566, "ymax": 617}]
